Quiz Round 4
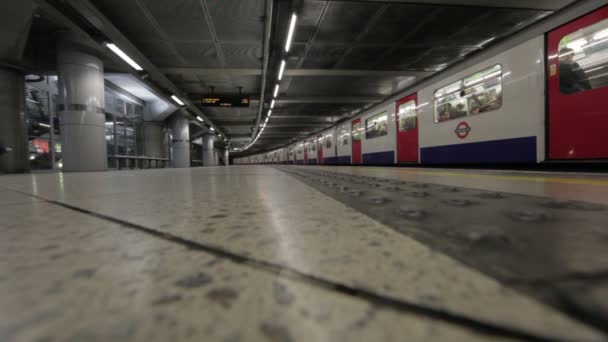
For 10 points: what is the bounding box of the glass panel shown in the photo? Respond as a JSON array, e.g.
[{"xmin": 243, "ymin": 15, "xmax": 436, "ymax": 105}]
[
  {"xmin": 397, "ymin": 100, "xmax": 417, "ymax": 132},
  {"xmin": 365, "ymin": 112, "xmax": 389, "ymax": 140},
  {"xmin": 434, "ymin": 64, "xmax": 502, "ymax": 122},
  {"xmin": 558, "ymin": 18, "xmax": 608, "ymax": 94},
  {"xmin": 325, "ymin": 135, "xmax": 332, "ymax": 149},
  {"xmin": 115, "ymin": 118, "xmax": 127, "ymax": 155},
  {"xmin": 125, "ymin": 123, "xmax": 136, "ymax": 155},
  {"xmin": 351, "ymin": 122, "xmax": 361, "ymax": 141},
  {"xmin": 25, "ymin": 84, "xmax": 52, "ymax": 170},
  {"xmin": 463, "ymin": 65, "xmax": 503, "ymax": 115},
  {"xmin": 339, "ymin": 127, "xmax": 349, "ymax": 145}
]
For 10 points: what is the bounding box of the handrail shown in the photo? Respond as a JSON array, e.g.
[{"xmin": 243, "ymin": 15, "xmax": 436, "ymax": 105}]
[{"xmin": 108, "ymin": 155, "xmax": 170, "ymax": 169}]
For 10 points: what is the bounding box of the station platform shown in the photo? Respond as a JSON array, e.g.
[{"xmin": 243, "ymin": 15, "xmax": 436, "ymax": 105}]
[{"xmin": 1, "ymin": 166, "xmax": 607, "ymax": 342}]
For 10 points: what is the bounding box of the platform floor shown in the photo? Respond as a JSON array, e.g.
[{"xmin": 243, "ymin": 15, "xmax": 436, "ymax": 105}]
[{"xmin": 0, "ymin": 166, "xmax": 607, "ymax": 342}]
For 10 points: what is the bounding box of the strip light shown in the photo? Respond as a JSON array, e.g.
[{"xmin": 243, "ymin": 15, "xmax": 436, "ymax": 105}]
[
  {"xmin": 278, "ymin": 60, "xmax": 286, "ymax": 80},
  {"xmin": 270, "ymin": 99, "xmax": 275, "ymax": 109},
  {"xmin": 171, "ymin": 95, "xmax": 185, "ymax": 106},
  {"xmin": 105, "ymin": 43, "xmax": 143, "ymax": 71},
  {"xmin": 273, "ymin": 84, "xmax": 280, "ymax": 98},
  {"xmin": 196, "ymin": 116, "xmax": 204, "ymax": 122},
  {"xmin": 210, "ymin": 127, "xmax": 215, "ymax": 132},
  {"xmin": 268, "ymin": 110, "xmax": 272, "ymax": 117},
  {"xmin": 285, "ymin": 14, "xmax": 297, "ymax": 52}
]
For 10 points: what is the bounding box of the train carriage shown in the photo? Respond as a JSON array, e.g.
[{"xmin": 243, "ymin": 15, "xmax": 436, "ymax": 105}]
[
  {"xmin": 318, "ymin": 127, "xmax": 337, "ymax": 165},
  {"xmin": 418, "ymin": 37, "xmax": 546, "ymax": 164},
  {"xmin": 242, "ymin": 4, "xmax": 608, "ymax": 166},
  {"xmin": 335, "ymin": 122, "xmax": 352, "ymax": 165},
  {"xmin": 357, "ymin": 103, "xmax": 398, "ymax": 165}
]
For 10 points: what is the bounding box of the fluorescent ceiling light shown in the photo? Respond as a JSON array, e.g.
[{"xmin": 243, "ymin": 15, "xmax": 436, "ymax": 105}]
[
  {"xmin": 273, "ymin": 84, "xmax": 279, "ymax": 98},
  {"xmin": 171, "ymin": 95, "xmax": 185, "ymax": 106},
  {"xmin": 268, "ymin": 110, "xmax": 272, "ymax": 117},
  {"xmin": 285, "ymin": 14, "xmax": 297, "ymax": 52},
  {"xmin": 196, "ymin": 116, "xmax": 204, "ymax": 122},
  {"xmin": 219, "ymin": 134, "xmax": 222, "ymax": 137},
  {"xmin": 105, "ymin": 43, "xmax": 143, "ymax": 71},
  {"xmin": 39, "ymin": 123, "xmax": 51, "ymax": 128},
  {"xmin": 210, "ymin": 127, "xmax": 215, "ymax": 131},
  {"xmin": 270, "ymin": 99, "xmax": 275, "ymax": 109},
  {"xmin": 278, "ymin": 60, "xmax": 286, "ymax": 80}
]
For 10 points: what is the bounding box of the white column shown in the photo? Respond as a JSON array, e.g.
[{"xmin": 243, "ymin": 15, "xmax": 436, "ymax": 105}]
[
  {"xmin": 202, "ymin": 133, "xmax": 217, "ymax": 166},
  {"xmin": 57, "ymin": 43, "xmax": 106, "ymax": 172},
  {"xmin": 171, "ymin": 114, "xmax": 190, "ymax": 168},
  {"xmin": 0, "ymin": 68, "xmax": 28, "ymax": 173}
]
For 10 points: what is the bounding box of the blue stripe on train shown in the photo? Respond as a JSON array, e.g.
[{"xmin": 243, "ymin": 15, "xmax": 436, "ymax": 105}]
[
  {"xmin": 295, "ymin": 160, "xmax": 304, "ymax": 165},
  {"xmin": 323, "ymin": 157, "xmax": 337, "ymax": 165},
  {"xmin": 420, "ymin": 136, "xmax": 537, "ymax": 164},
  {"xmin": 363, "ymin": 151, "xmax": 395, "ymax": 165},
  {"xmin": 336, "ymin": 155, "xmax": 351, "ymax": 165},
  {"xmin": 307, "ymin": 158, "xmax": 317, "ymax": 165}
]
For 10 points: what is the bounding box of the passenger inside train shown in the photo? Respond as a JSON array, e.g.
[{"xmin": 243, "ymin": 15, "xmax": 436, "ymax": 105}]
[{"xmin": 559, "ymin": 47, "xmax": 593, "ymax": 93}]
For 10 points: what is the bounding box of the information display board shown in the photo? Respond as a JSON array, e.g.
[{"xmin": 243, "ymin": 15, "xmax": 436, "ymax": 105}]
[{"xmin": 201, "ymin": 95, "xmax": 250, "ymax": 107}]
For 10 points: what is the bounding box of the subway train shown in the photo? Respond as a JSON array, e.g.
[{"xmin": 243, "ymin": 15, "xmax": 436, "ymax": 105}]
[{"xmin": 235, "ymin": 5, "xmax": 608, "ymax": 166}]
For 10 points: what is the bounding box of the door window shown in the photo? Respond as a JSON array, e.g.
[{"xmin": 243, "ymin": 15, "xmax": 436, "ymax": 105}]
[
  {"xmin": 352, "ymin": 122, "xmax": 362, "ymax": 141},
  {"xmin": 397, "ymin": 100, "xmax": 417, "ymax": 132},
  {"xmin": 558, "ymin": 18, "xmax": 608, "ymax": 94}
]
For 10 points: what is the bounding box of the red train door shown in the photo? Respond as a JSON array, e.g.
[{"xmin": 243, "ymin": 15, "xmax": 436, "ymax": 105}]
[
  {"xmin": 396, "ymin": 94, "xmax": 419, "ymax": 163},
  {"xmin": 304, "ymin": 141, "xmax": 309, "ymax": 164},
  {"xmin": 548, "ymin": 6, "xmax": 608, "ymax": 160},
  {"xmin": 317, "ymin": 135, "xmax": 323, "ymax": 164},
  {"xmin": 351, "ymin": 119, "xmax": 362, "ymax": 164}
]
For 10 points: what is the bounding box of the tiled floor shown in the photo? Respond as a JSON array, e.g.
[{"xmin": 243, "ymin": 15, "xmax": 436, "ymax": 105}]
[{"xmin": 0, "ymin": 166, "xmax": 606, "ymax": 342}]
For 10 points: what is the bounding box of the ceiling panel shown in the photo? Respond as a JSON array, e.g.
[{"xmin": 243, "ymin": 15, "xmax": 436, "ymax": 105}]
[
  {"xmin": 285, "ymin": 76, "xmax": 416, "ymax": 97},
  {"xmin": 206, "ymin": 0, "xmax": 264, "ymax": 41},
  {"xmin": 356, "ymin": 4, "xmax": 438, "ymax": 45},
  {"xmin": 93, "ymin": 0, "xmax": 163, "ymax": 40},
  {"xmin": 337, "ymin": 47, "xmax": 389, "ymax": 69},
  {"xmin": 133, "ymin": 40, "xmax": 182, "ymax": 67},
  {"xmin": 294, "ymin": 0, "xmax": 328, "ymax": 44},
  {"xmin": 312, "ymin": 2, "xmax": 382, "ymax": 44},
  {"xmin": 173, "ymin": 42, "xmax": 220, "ymax": 67},
  {"xmin": 221, "ymin": 44, "xmax": 263, "ymax": 68},
  {"xmin": 299, "ymin": 45, "xmax": 350, "ymax": 69},
  {"xmin": 140, "ymin": 0, "xmax": 213, "ymax": 41}
]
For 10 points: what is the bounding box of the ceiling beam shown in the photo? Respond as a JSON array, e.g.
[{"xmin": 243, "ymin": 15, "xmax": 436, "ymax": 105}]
[
  {"xmin": 162, "ymin": 68, "xmax": 431, "ymax": 78},
  {"xmin": 276, "ymin": 97, "xmax": 383, "ymax": 104},
  {"xmin": 324, "ymin": 0, "xmax": 574, "ymax": 11}
]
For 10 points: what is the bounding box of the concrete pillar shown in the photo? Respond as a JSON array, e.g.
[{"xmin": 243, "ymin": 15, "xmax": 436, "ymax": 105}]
[
  {"xmin": 171, "ymin": 114, "xmax": 190, "ymax": 168},
  {"xmin": 202, "ymin": 134, "xmax": 218, "ymax": 166},
  {"xmin": 0, "ymin": 68, "xmax": 28, "ymax": 173},
  {"xmin": 143, "ymin": 122, "xmax": 163, "ymax": 157},
  {"xmin": 57, "ymin": 40, "xmax": 106, "ymax": 172}
]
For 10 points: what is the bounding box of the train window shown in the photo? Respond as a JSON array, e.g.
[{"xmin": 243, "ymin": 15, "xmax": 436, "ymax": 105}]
[
  {"xmin": 325, "ymin": 135, "xmax": 332, "ymax": 149},
  {"xmin": 558, "ymin": 18, "xmax": 608, "ymax": 94},
  {"xmin": 434, "ymin": 64, "xmax": 503, "ymax": 123},
  {"xmin": 339, "ymin": 127, "xmax": 349, "ymax": 145},
  {"xmin": 397, "ymin": 100, "xmax": 417, "ymax": 132},
  {"xmin": 352, "ymin": 122, "xmax": 362, "ymax": 141},
  {"xmin": 365, "ymin": 112, "xmax": 389, "ymax": 139}
]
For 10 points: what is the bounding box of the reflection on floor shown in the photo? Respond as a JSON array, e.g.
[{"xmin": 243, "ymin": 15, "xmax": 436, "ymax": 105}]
[{"xmin": 0, "ymin": 166, "xmax": 606, "ymax": 342}]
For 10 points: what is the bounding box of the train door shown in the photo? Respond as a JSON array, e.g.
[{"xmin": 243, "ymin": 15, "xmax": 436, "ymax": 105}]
[
  {"xmin": 317, "ymin": 135, "xmax": 323, "ymax": 164},
  {"xmin": 548, "ymin": 6, "xmax": 608, "ymax": 160},
  {"xmin": 304, "ymin": 141, "xmax": 309, "ymax": 164},
  {"xmin": 396, "ymin": 94, "xmax": 419, "ymax": 163},
  {"xmin": 351, "ymin": 119, "xmax": 362, "ymax": 164}
]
